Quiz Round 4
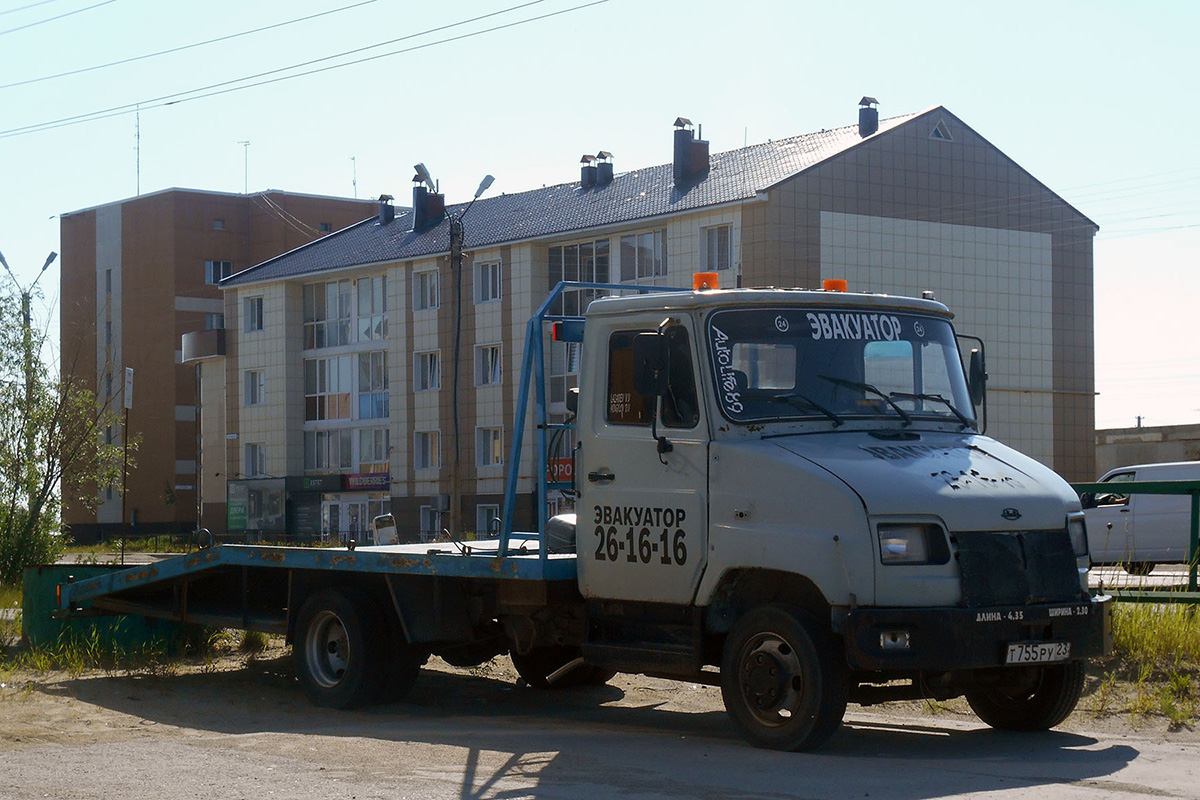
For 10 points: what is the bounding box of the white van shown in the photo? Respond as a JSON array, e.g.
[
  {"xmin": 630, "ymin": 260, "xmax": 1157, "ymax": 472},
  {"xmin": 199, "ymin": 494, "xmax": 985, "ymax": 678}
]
[{"xmin": 1083, "ymin": 461, "xmax": 1200, "ymax": 575}]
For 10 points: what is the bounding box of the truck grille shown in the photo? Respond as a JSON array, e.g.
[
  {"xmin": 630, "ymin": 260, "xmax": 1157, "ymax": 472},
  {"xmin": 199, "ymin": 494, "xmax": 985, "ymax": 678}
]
[{"xmin": 953, "ymin": 529, "xmax": 1082, "ymax": 607}]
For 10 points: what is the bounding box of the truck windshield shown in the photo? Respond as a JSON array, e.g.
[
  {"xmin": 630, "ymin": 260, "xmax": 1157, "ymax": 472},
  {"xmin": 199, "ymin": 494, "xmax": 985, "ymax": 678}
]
[{"xmin": 707, "ymin": 307, "xmax": 975, "ymax": 427}]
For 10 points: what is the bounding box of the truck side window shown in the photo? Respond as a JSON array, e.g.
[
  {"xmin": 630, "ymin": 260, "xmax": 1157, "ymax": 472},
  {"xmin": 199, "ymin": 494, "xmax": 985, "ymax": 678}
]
[
  {"xmin": 661, "ymin": 326, "xmax": 699, "ymax": 429},
  {"xmin": 606, "ymin": 328, "xmax": 700, "ymax": 428}
]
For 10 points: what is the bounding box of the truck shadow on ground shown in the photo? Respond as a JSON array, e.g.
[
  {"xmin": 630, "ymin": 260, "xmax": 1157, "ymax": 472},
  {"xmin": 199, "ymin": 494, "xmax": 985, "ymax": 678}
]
[{"xmin": 47, "ymin": 655, "xmax": 1141, "ymax": 799}]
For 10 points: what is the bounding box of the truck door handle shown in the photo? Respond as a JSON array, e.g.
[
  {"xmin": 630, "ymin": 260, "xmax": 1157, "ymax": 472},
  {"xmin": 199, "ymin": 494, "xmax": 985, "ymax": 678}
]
[{"xmin": 588, "ymin": 470, "xmax": 615, "ymax": 483}]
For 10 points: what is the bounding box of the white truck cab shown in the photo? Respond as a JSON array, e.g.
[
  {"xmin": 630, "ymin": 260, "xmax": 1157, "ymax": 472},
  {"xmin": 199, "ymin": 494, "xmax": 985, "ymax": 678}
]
[{"xmin": 573, "ymin": 286, "xmax": 1109, "ymax": 750}]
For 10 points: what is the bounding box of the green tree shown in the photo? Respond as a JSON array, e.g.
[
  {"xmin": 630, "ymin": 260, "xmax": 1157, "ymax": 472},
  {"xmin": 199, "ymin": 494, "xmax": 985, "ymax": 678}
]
[{"xmin": 0, "ymin": 289, "xmax": 126, "ymax": 585}]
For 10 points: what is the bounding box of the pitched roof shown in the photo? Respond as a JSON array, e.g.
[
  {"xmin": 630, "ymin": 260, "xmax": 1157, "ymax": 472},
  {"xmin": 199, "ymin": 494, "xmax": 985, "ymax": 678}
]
[{"xmin": 222, "ymin": 111, "xmax": 920, "ymax": 287}]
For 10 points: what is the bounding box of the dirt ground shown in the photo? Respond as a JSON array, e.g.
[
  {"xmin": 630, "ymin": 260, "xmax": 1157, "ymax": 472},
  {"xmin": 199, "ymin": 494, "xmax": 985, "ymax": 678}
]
[{"xmin": 2, "ymin": 643, "xmax": 1200, "ymax": 800}]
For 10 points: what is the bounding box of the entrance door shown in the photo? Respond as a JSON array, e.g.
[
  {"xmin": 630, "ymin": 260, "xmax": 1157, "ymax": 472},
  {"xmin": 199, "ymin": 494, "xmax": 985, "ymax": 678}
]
[
  {"xmin": 321, "ymin": 501, "xmax": 341, "ymax": 543},
  {"xmin": 577, "ymin": 321, "xmax": 708, "ymax": 604}
]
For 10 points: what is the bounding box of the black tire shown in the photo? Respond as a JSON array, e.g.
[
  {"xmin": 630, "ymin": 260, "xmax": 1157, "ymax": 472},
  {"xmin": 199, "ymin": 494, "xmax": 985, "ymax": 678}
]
[
  {"xmin": 293, "ymin": 588, "xmax": 386, "ymax": 709},
  {"xmin": 719, "ymin": 605, "xmax": 847, "ymax": 752},
  {"xmin": 1124, "ymin": 562, "xmax": 1156, "ymax": 576},
  {"xmin": 510, "ymin": 646, "xmax": 615, "ymax": 689},
  {"xmin": 965, "ymin": 660, "xmax": 1086, "ymax": 731}
]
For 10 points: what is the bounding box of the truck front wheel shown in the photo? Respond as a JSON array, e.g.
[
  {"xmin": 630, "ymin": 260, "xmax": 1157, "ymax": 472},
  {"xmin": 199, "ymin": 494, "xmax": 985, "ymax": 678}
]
[
  {"xmin": 294, "ymin": 588, "xmax": 386, "ymax": 709},
  {"xmin": 720, "ymin": 605, "xmax": 847, "ymax": 751},
  {"xmin": 965, "ymin": 660, "xmax": 1085, "ymax": 731}
]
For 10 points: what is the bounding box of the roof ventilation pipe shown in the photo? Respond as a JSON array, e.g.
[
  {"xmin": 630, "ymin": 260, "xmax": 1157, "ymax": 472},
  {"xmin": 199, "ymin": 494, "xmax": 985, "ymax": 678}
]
[
  {"xmin": 580, "ymin": 154, "xmax": 598, "ymax": 188},
  {"xmin": 672, "ymin": 117, "xmax": 709, "ymax": 184},
  {"xmin": 377, "ymin": 194, "xmax": 395, "ymax": 224},
  {"xmin": 859, "ymin": 96, "xmax": 879, "ymax": 137},
  {"xmin": 411, "ymin": 163, "xmax": 445, "ymax": 230},
  {"xmin": 596, "ymin": 151, "xmax": 614, "ymax": 185}
]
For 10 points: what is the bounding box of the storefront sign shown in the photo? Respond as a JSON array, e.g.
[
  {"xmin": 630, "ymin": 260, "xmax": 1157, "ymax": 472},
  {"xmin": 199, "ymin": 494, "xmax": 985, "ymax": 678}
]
[
  {"xmin": 286, "ymin": 474, "xmax": 345, "ymax": 493},
  {"xmin": 346, "ymin": 472, "xmax": 390, "ymax": 490}
]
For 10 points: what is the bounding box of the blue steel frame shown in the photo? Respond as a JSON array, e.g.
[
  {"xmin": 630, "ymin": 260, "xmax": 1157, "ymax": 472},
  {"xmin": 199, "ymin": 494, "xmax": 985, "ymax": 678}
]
[{"xmin": 498, "ymin": 281, "xmax": 687, "ymax": 559}]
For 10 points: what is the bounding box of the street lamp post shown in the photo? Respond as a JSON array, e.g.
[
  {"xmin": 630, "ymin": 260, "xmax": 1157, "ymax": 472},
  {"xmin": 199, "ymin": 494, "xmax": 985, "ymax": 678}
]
[
  {"xmin": 445, "ymin": 174, "xmax": 494, "ymax": 537},
  {"xmin": 0, "ymin": 248, "xmax": 58, "ymax": 528}
]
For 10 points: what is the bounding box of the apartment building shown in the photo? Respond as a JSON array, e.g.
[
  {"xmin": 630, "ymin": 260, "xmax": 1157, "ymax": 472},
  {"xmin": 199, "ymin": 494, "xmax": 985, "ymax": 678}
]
[
  {"xmin": 60, "ymin": 188, "xmax": 376, "ymax": 541},
  {"xmin": 208, "ymin": 101, "xmax": 1096, "ymax": 541}
]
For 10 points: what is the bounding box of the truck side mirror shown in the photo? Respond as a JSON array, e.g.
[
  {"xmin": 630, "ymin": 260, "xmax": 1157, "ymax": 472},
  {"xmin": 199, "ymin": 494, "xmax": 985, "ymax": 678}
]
[
  {"xmin": 565, "ymin": 386, "xmax": 579, "ymax": 415},
  {"xmin": 632, "ymin": 332, "xmax": 669, "ymax": 397},
  {"xmin": 1080, "ymin": 492, "xmax": 1097, "ymax": 510},
  {"xmin": 968, "ymin": 349, "xmax": 986, "ymax": 407}
]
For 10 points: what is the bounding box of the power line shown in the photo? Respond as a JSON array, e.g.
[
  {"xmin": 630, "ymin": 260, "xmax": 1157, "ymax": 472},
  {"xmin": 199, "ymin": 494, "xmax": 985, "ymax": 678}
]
[
  {"xmin": 0, "ymin": 0, "xmax": 378, "ymax": 91},
  {"xmin": 0, "ymin": 0, "xmax": 114, "ymax": 36},
  {"xmin": 0, "ymin": 0, "xmax": 577, "ymax": 138},
  {"xmin": 0, "ymin": 0, "xmax": 65, "ymax": 17}
]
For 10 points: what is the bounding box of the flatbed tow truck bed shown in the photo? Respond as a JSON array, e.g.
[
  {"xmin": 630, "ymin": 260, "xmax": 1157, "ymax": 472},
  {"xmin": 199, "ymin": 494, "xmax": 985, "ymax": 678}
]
[{"xmin": 57, "ymin": 537, "xmax": 579, "ymax": 634}]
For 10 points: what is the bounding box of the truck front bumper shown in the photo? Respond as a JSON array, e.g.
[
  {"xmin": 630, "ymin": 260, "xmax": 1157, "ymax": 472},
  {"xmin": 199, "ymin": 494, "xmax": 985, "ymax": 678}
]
[{"xmin": 841, "ymin": 595, "xmax": 1113, "ymax": 672}]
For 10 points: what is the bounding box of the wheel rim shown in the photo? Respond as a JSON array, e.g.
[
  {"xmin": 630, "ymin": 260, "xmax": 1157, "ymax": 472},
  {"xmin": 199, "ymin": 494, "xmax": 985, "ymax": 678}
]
[
  {"xmin": 305, "ymin": 609, "xmax": 350, "ymax": 688},
  {"xmin": 737, "ymin": 631, "xmax": 805, "ymax": 727}
]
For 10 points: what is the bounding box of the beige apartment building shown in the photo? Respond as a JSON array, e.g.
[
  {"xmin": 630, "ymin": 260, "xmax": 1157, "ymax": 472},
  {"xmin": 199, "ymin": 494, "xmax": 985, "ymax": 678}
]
[
  {"xmin": 206, "ymin": 101, "xmax": 1096, "ymax": 541},
  {"xmin": 59, "ymin": 188, "xmax": 376, "ymax": 542}
]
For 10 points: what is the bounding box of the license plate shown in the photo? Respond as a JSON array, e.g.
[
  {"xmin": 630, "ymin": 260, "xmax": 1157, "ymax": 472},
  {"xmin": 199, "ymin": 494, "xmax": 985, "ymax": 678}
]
[{"xmin": 1005, "ymin": 641, "xmax": 1071, "ymax": 665}]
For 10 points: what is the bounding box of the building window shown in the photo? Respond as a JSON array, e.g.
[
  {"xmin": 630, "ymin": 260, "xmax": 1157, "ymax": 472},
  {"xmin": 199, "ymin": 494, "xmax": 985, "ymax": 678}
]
[
  {"xmin": 205, "ymin": 260, "xmax": 233, "ymax": 284},
  {"xmin": 549, "ymin": 340, "xmax": 580, "ymax": 407},
  {"xmin": 704, "ymin": 225, "xmax": 732, "ymax": 271},
  {"xmin": 213, "ymin": 219, "xmax": 225, "ymax": 231},
  {"xmin": 548, "ymin": 238, "xmax": 610, "ymax": 316},
  {"xmin": 414, "ymin": 270, "xmax": 439, "ymax": 311},
  {"xmin": 357, "ymin": 350, "xmax": 388, "ymax": 419},
  {"xmin": 476, "ymin": 260, "xmax": 502, "ymax": 303},
  {"xmin": 303, "ymin": 279, "xmax": 352, "ymax": 349},
  {"xmin": 319, "ymin": 222, "xmax": 332, "ymax": 232},
  {"xmin": 244, "ymin": 443, "xmax": 265, "ymax": 477},
  {"xmin": 105, "ymin": 320, "xmax": 112, "ymax": 347},
  {"xmin": 475, "ymin": 343, "xmax": 501, "ymax": 386},
  {"xmin": 419, "ymin": 506, "xmax": 441, "ymax": 542},
  {"xmin": 357, "ymin": 275, "xmax": 387, "ymax": 341},
  {"xmin": 476, "ymin": 504, "xmax": 500, "ymax": 537},
  {"xmin": 414, "ymin": 350, "xmax": 440, "ymax": 392},
  {"xmin": 358, "ymin": 427, "xmax": 389, "ymax": 473},
  {"xmin": 304, "ymin": 355, "xmax": 352, "ymax": 420},
  {"xmin": 205, "ymin": 313, "xmax": 225, "ymax": 330},
  {"xmin": 244, "ymin": 296, "xmax": 264, "ymax": 332},
  {"xmin": 105, "ymin": 269, "xmax": 112, "ymax": 294},
  {"xmin": 244, "ymin": 369, "xmax": 265, "ymax": 406},
  {"xmin": 620, "ymin": 230, "xmax": 667, "ymax": 281},
  {"xmin": 476, "ymin": 427, "xmax": 503, "ymax": 468},
  {"xmin": 304, "ymin": 429, "xmax": 352, "ymax": 471},
  {"xmin": 415, "ymin": 430, "xmax": 439, "ymax": 470}
]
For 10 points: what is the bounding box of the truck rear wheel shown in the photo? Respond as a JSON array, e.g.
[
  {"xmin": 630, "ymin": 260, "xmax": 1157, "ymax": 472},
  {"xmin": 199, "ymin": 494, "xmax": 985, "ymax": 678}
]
[
  {"xmin": 294, "ymin": 588, "xmax": 386, "ymax": 709},
  {"xmin": 511, "ymin": 646, "xmax": 615, "ymax": 688},
  {"xmin": 720, "ymin": 605, "xmax": 846, "ymax": 751},
  {"xmin": 965, "ymin": 660, "xmax": 1085, "ymax": 731}
]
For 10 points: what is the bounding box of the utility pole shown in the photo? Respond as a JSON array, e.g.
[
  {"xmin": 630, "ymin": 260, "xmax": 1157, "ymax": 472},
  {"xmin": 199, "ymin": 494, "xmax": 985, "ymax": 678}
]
[
  {"xmin": 0, "ymin": 249, "xmax": 58, "ymax": 530},
  {"xmin": 350, "ymin": 156, "xmax": 358, "ymax": 198}
]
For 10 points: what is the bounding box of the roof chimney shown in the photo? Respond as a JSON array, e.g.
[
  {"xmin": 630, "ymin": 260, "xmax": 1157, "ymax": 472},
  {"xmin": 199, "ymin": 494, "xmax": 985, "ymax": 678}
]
[
  {"xmin": 596, "ymin": 151, "xmax": 614, "ymax": 185},
  {"xmin": 858, "ymin": 96, "xmax": 879, "ymax": 138},
  {"xmin": 411, "ymin": 164, "xmax": 445, "ymax": 230},
  {"xmin": 580, "ymin": 154, "xmax": 597, "ymax": 188},
  {"xmin": 377, "ymin": 194, "xmax": 395, "ymax": 224},
  {"xmin": 672, "ymin": 117, "xmax": 710, "ymax": 184}
]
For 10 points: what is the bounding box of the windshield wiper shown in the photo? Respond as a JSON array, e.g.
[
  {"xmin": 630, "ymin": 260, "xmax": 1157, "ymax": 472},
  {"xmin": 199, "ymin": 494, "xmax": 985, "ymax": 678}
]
[
  {"xmin": 768, "ymin": 392, "xmax": 843, "ymax": 427},
  {"xmin": 818, "ymin": 375, "xmax": 913, "ymax": 426},
  {"xmin": 888, "ymin": 391, "xmax": 976, "ymax": 430}
]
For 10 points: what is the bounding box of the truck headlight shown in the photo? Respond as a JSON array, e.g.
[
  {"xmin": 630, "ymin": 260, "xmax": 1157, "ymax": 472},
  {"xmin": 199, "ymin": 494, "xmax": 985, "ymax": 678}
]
[
  {"xmin": 1067, "ymin": 515, "xmax": 1089, "ymax": 557},
  {"xmin": 878, "ymin": 523, "xmax": 950, "ymax": 565}
]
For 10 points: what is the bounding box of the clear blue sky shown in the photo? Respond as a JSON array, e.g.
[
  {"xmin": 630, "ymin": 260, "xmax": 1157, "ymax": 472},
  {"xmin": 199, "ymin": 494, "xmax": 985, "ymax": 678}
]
[{"xmin": 0, "ymin": 0, "xmax": 1196, "ymax": 436}]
